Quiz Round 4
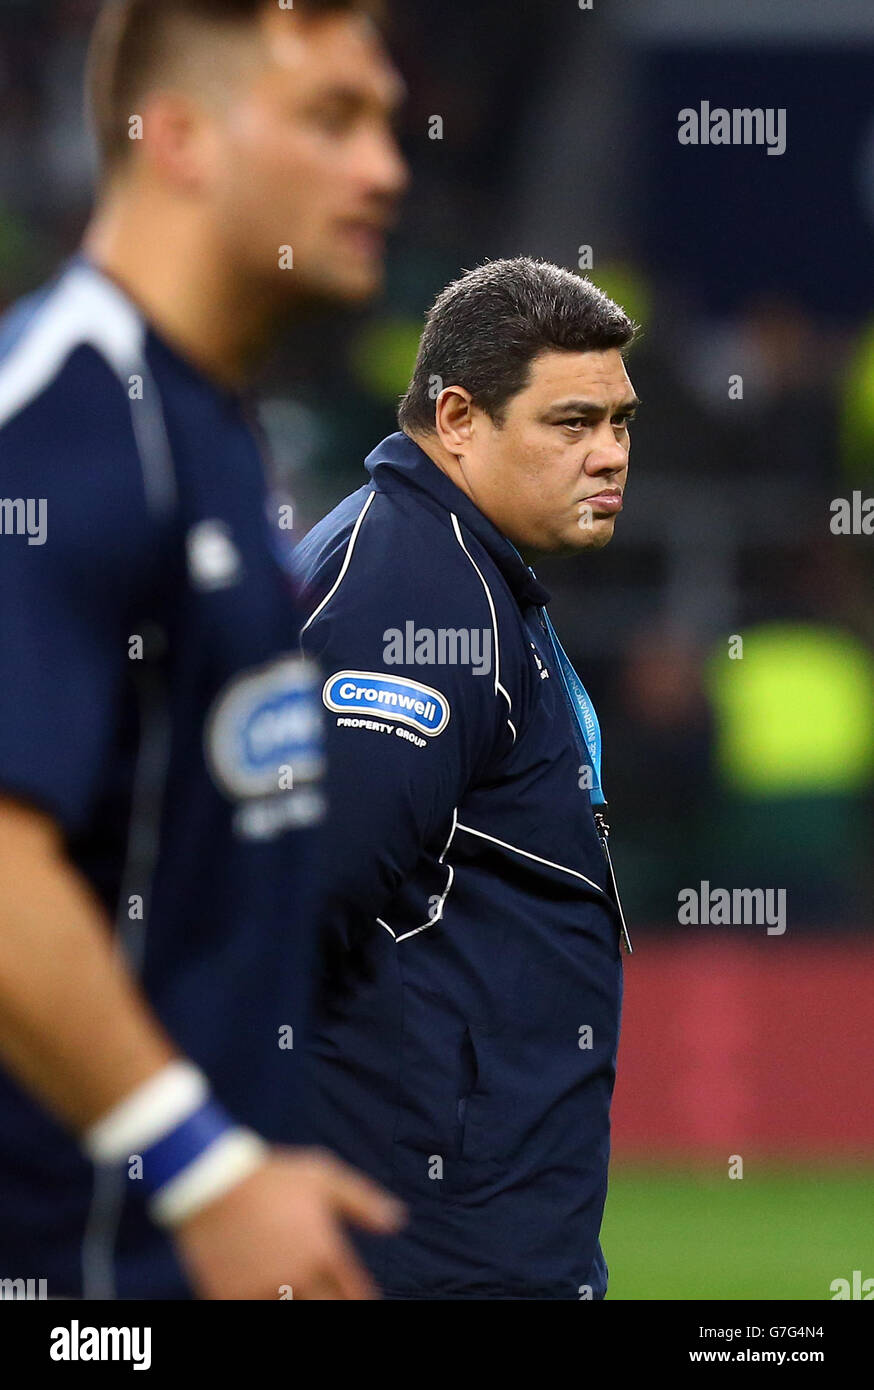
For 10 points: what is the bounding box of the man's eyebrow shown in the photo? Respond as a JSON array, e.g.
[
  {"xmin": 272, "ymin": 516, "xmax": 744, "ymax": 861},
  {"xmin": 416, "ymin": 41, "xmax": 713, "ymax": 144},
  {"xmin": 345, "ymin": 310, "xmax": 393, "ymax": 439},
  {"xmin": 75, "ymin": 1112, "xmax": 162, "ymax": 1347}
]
[
  {"xmin": 308, "ymin": 84, "xmax": 368, "ymax": 107},
  {"xmin": 309, "ymin": 75, "xmax": 407, "ymax": 111},
  {"xmin": 544, "ymin": 396, "xmax": 641, "ymax": 418}
]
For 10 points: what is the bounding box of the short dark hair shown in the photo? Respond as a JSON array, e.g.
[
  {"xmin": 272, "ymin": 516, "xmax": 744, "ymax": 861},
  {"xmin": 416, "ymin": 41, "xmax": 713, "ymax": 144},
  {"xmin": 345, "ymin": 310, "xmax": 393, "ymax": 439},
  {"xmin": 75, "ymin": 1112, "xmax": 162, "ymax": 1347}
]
[
  {"xmin": 87, "ymin": 0, "xmax": 385, "ymax": 176},
  {"xmin": 398, "ymin": 257, "xmax": 637, "ymax": 435}
]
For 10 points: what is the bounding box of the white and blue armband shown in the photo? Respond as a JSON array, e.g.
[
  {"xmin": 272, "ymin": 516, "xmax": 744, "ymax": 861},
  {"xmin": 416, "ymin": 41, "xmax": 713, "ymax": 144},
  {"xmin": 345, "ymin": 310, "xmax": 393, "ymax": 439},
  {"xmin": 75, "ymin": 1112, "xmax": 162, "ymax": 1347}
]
[{"xmin": 82, "ymin": 1061, "xmax": 269, "ymax": 1228}]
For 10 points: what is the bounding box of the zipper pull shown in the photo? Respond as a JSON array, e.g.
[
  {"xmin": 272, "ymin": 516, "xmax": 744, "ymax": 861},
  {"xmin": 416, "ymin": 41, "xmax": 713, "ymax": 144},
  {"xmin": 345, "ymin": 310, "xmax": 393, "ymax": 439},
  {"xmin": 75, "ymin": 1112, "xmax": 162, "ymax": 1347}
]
[{"xmin": 593, "ymin": 806, "xmax": 634, "ymax": 955}]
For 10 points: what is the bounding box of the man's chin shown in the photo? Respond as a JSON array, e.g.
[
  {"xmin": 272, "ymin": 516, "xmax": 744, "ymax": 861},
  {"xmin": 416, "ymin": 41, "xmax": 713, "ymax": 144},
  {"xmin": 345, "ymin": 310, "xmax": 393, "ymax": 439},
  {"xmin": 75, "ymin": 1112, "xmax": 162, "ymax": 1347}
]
[
  {"xmin": 521, "ymin": 525, "xmax": 615, "ymax": 559},
  {"xmin": 555, "ymin": 519, "xmax": 616, "ymax": 554},
  {"xmin": 300, "ymin": 259, "xmax": 384, "ymax": 308}
]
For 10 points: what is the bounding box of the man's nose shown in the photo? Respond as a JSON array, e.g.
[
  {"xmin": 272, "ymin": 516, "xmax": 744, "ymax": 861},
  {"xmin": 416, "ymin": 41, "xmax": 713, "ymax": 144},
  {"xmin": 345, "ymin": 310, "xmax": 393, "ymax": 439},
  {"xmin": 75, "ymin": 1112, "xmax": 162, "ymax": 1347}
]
[
  {"xmin": 368, "ymin": 130, "xmax": 411, "ymax": 200},
  {"xmin": 585, "ymin": 433, "xmax": 628, "ymax": 476}
]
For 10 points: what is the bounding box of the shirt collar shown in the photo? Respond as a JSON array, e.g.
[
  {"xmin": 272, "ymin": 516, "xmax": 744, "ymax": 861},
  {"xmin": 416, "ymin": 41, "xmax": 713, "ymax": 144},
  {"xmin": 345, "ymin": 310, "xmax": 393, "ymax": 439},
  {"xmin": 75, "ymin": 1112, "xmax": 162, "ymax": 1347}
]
[{"xmin": 364, "ymin": 431, "xmax": 551, "ymax": 608}]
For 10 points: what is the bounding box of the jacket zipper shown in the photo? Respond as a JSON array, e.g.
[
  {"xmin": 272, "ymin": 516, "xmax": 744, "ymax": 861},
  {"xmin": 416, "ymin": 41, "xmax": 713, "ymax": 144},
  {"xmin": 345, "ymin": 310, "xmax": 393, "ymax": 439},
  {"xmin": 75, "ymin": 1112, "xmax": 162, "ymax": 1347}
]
[
  {"xmin": 593, "ymin": 805, "xmax": 634, "ymax": 955},
  {"xmin": 536, "ymin": 610, "xmax": 633, "ymax": 956}
]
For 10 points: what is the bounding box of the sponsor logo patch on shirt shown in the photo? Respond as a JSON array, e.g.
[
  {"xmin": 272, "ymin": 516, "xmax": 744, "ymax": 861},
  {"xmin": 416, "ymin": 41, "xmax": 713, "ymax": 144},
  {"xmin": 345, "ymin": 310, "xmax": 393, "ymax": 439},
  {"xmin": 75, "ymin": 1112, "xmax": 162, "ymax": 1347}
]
[
  {"xmin": 206, "ymin": 655, "xmax": 324, "ymax": 801},
  {"xmin": 323, "ymin": 671, "xmax": 450, "ymax": 737}
]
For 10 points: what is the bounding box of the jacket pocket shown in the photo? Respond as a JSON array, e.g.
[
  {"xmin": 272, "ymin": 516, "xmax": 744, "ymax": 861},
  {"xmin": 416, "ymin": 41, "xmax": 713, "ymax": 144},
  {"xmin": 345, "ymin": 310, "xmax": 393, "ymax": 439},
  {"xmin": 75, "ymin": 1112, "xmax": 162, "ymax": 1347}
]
[
  {"xmin": 454, "ymin": 1025, "xmax": 478, "ymax": 1157},
  {"xmin": 390, "ymin": 995, "xmax": 483, "ymax": 1200}
]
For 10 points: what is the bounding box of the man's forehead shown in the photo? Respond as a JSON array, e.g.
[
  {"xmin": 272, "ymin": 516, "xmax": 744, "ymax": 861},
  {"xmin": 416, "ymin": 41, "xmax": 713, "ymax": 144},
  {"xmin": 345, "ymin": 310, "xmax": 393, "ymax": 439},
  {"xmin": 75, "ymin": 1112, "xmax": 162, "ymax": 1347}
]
[
  {"xmin": 263, "ymin": 9, "xmax": 405, "ymax": 106},
  {"xmin": 526, "ymin": 347, "xmax": 632, "ymax": 399}
]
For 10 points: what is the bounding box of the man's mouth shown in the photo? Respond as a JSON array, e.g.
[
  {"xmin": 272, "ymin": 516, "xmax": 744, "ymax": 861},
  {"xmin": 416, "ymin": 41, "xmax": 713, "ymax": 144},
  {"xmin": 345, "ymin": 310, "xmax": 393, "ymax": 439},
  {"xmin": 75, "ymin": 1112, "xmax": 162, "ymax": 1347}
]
[
  {"xmin": 338, "ymin": 219, "xmax": 389, "ymax": 258},
  {"xmin": 337, "ymin": 206, "xmax": 398, "ymax": 259},
  {"xmin": 580, "ymin": 488, "xmax": 623, "ymax": 515}
]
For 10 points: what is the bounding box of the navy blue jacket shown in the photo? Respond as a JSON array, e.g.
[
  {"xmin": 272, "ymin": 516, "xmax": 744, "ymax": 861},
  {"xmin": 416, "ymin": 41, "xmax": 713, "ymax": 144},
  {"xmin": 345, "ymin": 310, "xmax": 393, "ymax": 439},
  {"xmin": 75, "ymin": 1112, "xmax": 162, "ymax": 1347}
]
[
  {"xmin": 296, "ymin": 431, "xmax": 624, "ymax": 1300},
  {"xmin": 0, "ymin": 259, "xmax": 324, "ymax": 1298}
]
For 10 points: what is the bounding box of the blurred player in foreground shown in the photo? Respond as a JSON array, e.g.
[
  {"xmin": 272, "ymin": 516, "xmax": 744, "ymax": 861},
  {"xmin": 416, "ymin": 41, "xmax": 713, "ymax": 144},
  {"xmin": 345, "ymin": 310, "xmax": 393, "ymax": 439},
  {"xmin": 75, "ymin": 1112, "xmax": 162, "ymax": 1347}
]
[
  {"xmin": 0, "ymin": 0, "xmax": 407, "ymax": 1300},
  {"xmin": 296, "ymin": 259, "xmax": 638, "ymax": 1298}
]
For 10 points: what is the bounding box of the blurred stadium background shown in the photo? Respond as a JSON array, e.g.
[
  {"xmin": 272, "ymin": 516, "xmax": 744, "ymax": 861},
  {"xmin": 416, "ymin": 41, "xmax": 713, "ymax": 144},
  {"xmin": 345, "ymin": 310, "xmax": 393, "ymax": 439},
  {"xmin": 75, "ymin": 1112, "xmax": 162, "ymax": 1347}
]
[{"xmin": 2, "ymin": 0, "xmax": 872, "ymax": 1299}]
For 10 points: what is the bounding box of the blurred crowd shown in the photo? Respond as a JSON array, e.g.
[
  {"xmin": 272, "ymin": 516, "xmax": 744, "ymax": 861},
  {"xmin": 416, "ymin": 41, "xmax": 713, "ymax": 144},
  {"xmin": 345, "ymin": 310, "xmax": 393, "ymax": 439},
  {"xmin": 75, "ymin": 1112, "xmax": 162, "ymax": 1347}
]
[{"xmin": 2, "ymin": 0, "xmax": 873, "ymax": 927}]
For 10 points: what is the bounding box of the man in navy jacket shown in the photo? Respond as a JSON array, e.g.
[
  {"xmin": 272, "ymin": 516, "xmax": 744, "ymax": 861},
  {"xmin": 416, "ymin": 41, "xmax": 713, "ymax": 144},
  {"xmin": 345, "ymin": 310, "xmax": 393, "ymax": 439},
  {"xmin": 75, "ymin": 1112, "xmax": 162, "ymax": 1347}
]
[{"xmin": 296, "ymin": 258, "xmax": 639, "ymax": 1299}]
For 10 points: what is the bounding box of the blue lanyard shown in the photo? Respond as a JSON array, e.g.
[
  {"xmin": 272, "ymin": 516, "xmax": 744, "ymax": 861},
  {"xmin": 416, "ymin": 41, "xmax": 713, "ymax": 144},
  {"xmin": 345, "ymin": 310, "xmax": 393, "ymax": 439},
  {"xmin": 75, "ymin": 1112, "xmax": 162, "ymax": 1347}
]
[
  {"xmin": 510, "ymin": 546, "xmax": 607, "ymax": 806},
  {"xmin": 515, "ymin": 552, "xmax": 631, "ymax": 950},
  {"xmin": 540, "ymin": 607, "xmax": 606, "ymax": 807}
]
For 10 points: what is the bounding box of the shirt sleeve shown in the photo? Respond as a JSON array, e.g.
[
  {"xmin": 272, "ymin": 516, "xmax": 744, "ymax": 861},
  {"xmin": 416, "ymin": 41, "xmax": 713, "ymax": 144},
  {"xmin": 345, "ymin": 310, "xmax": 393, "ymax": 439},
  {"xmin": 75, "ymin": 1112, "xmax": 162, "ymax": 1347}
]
[{"xmin": 0, "ymin": 361, "xmax": 160, "ymax": 838}]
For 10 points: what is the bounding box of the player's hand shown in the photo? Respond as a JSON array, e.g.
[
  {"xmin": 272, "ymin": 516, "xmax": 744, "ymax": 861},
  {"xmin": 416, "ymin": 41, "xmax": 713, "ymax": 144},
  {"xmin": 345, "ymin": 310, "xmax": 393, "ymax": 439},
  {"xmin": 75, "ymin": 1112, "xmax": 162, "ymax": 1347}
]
[{"xmin": 173, "ymin": 1146, "xmax": 406, "ymax": 1300}]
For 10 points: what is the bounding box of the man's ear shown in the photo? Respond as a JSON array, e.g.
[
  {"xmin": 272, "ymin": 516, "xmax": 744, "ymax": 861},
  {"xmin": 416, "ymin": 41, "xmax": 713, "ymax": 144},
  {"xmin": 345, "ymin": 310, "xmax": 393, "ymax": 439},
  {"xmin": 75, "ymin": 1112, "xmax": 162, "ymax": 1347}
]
[
  {"xmin": 137, "ymin": 90, "xmax": 216, "ymax": 195},
  {"xmin": 435, "ymin": 386, "xmax": 475, "ymax": 456}
]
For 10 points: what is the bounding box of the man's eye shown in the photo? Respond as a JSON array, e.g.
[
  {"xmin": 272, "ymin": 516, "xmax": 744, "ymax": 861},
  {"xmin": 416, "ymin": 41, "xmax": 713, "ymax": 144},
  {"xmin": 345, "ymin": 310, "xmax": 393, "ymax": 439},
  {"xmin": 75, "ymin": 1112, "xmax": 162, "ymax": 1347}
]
[
  {"xmin": 563, "ymin": 418, "xmax": 588, "ymax": 430},
  {"xmin": 614, "ymin": 415, "xmax": 635, "ymax": 428},
  {"xmin": 309, "ymin": 105, "xmax": 355, "ymax": 135}
]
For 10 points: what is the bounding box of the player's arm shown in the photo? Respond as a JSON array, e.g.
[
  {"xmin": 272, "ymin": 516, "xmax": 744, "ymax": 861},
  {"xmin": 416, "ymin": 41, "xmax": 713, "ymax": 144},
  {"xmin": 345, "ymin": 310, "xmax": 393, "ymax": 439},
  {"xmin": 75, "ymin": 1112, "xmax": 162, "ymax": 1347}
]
[
  {"xmin": 0, "ymin": 795, "xmax": 176, "ymax": 1127},
  {"xmin": 0, "ymin": 401, "xmax": 402, "ymax": 1299},
  {"xmin": 0, "ymin": 797, "xmax": 403, "ymax": 1302}
]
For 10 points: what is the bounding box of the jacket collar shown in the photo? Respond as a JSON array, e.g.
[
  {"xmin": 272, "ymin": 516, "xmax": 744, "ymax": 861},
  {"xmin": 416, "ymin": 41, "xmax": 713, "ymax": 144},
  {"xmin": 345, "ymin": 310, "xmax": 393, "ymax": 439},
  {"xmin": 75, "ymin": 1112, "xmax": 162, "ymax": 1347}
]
[{"xmin": 365, "ymin": 431, "xmax": 551, "ymax": 608}]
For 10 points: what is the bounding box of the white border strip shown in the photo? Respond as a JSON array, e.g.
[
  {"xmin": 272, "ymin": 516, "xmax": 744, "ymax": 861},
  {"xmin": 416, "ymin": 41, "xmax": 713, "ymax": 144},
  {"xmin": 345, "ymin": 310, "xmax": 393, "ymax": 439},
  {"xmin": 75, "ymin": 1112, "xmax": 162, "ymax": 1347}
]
[
  {"xmin": 301, "ymin": 491, "xmax": 375, "ymax": 634},
  {"xmin": 455, "ymin": 821, "xmax": 603, "ymax": 894},
  {"xmin": 378, "ymin": 808, "xmax": 459, "ymax": 943},
  {"xmin": 449, "ymin": 512, "xmax": 515, "ymax": 742}
]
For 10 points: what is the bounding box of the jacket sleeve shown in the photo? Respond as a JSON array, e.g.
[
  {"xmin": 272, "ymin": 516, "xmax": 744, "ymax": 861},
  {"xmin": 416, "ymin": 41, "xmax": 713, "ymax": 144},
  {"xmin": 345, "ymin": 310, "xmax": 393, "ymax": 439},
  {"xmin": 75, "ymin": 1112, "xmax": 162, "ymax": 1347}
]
[{"xmin": 301, "ymin": 521, "xmax": 514, "ymax": 973}]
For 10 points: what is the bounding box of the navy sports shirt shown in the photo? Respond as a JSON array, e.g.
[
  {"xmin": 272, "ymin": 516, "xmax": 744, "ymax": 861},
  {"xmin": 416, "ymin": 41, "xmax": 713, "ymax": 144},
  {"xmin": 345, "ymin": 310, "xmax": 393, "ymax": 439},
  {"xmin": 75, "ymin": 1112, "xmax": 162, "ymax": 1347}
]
[
  {"xmin": 295, "ymin": 430, "xmax": 624, "ymax": 1300},
  {"xmin": 0, "ymin": 258, "xmax": 324, "ymax": 1299}
]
